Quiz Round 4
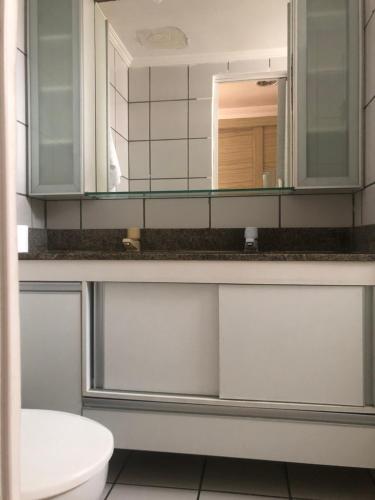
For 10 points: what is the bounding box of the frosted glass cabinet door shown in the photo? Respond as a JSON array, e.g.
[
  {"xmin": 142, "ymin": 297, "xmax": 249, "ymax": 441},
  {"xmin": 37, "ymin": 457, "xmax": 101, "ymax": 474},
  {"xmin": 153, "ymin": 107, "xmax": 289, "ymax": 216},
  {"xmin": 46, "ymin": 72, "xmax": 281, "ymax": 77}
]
[
  {"xmin": 293, "ymin": 0, "xmax": 361, "ymax": 188},
  {"xmin": 219, "ymin": 285, "xmax": 366, "ymax": 406},
  {"xmin": 29, "ymin": 0, "xmax": 82, "ymax": 194}
]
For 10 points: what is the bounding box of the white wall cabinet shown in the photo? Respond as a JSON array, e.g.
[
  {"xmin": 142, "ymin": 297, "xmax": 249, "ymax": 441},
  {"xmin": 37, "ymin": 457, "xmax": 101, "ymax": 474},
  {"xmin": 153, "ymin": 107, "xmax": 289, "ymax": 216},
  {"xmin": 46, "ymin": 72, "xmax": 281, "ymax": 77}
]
[
  {"xmin": 20, "ymin": 283, "xmax": 82, "ymax": 414},
  {"xmin": 28, "ymin": 0, "xmax": 96, "ymax": 195},
  {"xmin": 292, "ymin": 0, "xmax": 362, "ymax": 188},
  {"xmin": 98, "ymin": 282, "xmax": 219, "ymax": 396},
  {"xmin": 219, "ymin": 285, "xmax": 367, "ymax": 406}
]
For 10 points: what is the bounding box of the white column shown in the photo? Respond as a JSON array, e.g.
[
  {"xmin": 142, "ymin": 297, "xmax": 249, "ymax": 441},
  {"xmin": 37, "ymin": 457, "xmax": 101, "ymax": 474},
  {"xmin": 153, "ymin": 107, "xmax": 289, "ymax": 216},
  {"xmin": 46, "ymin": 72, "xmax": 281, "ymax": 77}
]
[{"xmin": 0, "ymin": 0, "xmax": 21, "ymax": 498}]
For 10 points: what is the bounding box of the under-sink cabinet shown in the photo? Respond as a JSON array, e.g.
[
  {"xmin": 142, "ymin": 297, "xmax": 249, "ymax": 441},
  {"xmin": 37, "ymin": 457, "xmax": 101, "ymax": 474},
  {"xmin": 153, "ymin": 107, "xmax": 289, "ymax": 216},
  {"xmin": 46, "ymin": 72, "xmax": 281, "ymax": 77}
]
[
  {"xmin": 20, "ymin": 282, "xmax": 82, "ymax": 414},
  {"xmin": 219, "ymin": 285, "xmax": 367, "ymax": 406},
  {"xmin": 91, "ymin": 283, "xmax": 371, "ymax": 409},
  {"xmin": 19, "ymin": 273, "xmax": 375, "ymax": 468},
  {"xmin": 95, "ymin": 283, "xmax": 219, "ymax": 396}
]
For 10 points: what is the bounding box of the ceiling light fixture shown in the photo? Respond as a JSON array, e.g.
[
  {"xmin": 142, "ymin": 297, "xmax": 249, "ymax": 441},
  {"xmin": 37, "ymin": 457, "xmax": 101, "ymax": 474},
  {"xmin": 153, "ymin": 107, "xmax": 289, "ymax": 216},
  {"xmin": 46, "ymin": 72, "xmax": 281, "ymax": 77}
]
[{"xmin": 137, "ymin": 26, "xmax": 188, "ymax": 49}]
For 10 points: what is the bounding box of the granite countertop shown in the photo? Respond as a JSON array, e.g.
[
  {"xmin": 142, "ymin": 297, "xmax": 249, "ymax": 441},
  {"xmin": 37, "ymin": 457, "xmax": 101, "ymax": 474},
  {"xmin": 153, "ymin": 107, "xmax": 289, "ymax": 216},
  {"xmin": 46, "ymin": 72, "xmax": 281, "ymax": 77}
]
[
  {"xmin": 19, "ymin": 249, "xmax": 375, "ymax": 262},
  {"xmin": 18, "ymin": 227, "xmax": 375, "ymax": 262}
]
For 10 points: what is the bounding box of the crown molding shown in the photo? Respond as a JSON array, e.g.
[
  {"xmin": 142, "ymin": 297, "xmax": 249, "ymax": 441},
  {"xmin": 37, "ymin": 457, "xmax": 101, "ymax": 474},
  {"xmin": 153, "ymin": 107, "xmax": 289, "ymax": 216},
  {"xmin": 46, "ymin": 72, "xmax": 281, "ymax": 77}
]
[
  {"xmin": 130, "ymin": 47, "xmax": 287, "ymax": 67},
  {"xmin": 108, "ymin": 25, "xmax": 133, "ymax": 67}
]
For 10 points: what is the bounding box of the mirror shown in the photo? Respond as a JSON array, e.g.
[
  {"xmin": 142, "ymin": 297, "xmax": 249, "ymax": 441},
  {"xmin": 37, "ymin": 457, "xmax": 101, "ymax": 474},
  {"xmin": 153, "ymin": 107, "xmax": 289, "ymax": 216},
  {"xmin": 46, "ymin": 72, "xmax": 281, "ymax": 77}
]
[{"xmin": 94, "ymin": 0, "xmax": 289, "ymax": 195}]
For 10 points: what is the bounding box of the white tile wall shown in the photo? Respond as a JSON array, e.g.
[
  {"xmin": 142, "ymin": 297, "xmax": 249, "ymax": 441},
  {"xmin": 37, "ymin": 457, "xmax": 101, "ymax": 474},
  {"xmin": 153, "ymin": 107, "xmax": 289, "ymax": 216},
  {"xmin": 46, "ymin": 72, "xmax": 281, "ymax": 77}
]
[
  {"xmin": 30, "ymin": 199, "xmax": 46, "ymax": 229},
  {"xmin": 115, "ymin": 93, "xmax": 128, "ymax": 140},
  {"xmin": 354, "ymin": 191, "xmax": 362, "ymax": 226},
  {"xmin": 47, "ymin": 201, "xmax": 80, "ymax": 229},
  {"xmin": 17, "ymin": 0, "xmax": 25, "ymax": 53},
  {"xmin": 361, "ymin": 6, "xmax": 375, "ymax": 226},
  {"xmin": 129, "ymin": 103, "xmax": 149, "ymax": 141},
  {"xmin": 362, "ymin": 185, "xmax": 375, "ymax": 225},
  {"xmin": 281, "ymin": 195, "xmax": 353, "ymax": 227},
  {"xmin": 82, "ymin": 199, "xmax": 144, "ymax": 229},
  {"xmin": 129, "ymin": 67, "xmax": 150, "ymax": 102},
  {"xmin": 189, "ymin": 178, "xmax": 212, "ymax": 190},
  {"xmin": 145, "ymin": 198, "xmax": 209, "ymax": 228},
  {"xmin": 189, "ymin": 100, "xmax": 212, "ymax": 139},
  {"xmin": 189, "ymin": 139, "xmax": 212, "ymax": 177},
  {"xmin": 16, "ymin": 49, "xmax": 26, "ymax": 124},
  {"xmin": 229, "ymin": 59, "xmax": 269, "ymax": 73},
  {"xmin": 270, "ymin": 56, "xmax": 287, "ymax": 71},
  {"xmin": 151, "ymin": 179, "xmax": 188, "ymax": 191},
  {"xmin": 16, "ymin": 122, "xmax": 27, "ymax": 194},
  {"xmin": 16, "ymin": 195, "xmax": 32, "ymax": 226},
  {"xmin": 130, "ymin": 180, "xmax": 150, "ymax": 192},
  {"xmin": 365, "ymin": 16, "xmax": 375, "ymax": 105},
  {"xmin": 115, "ymin": 51, "xmax": 128, "ymax": 99},
  {"xmin": 151, "ymin": 101, "xmax": 188, "ymax": 140},
  {"xmin": 211, "ymin": 197, "xmax": 279, "ymax": 228},
  {"xmin": 151, "ymin": 66, "xmax": 188, "ymax": 101},
  {"xmin": 129, "ymin": 142, "xmax": 150, "ymax": 179},
  {"xmin": 366, "ymin": 0, "xmax": 375, "ymax": 24},
  {"xmin": 109, "ymin": 86, "xmax": 116, "ymax": 130},
  {"xmin": 189, "ymin": 63, "xmax": 228, "ymax": 99},
  {"xmin": 151, "ymin": 140, "xmax": 188, "ymax": 178},
  {"xmin": 365, "ymin": 100, "xmax": 375, "ymax": 185},
  {"xmin": 116, "ymin": 135, "xmax": 129, "ymax": 178},
  {"xmin": 108, "ymin": 42, "xmax": 115, "ymax": 87}
]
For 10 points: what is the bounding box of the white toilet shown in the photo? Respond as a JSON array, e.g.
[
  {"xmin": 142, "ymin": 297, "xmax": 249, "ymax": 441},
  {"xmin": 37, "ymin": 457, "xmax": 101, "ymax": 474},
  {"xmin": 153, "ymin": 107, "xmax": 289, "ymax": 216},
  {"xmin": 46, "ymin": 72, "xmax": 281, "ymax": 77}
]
[{"xmin": 21, "ymin": 409, "xmax": 114, "ymax": 500}]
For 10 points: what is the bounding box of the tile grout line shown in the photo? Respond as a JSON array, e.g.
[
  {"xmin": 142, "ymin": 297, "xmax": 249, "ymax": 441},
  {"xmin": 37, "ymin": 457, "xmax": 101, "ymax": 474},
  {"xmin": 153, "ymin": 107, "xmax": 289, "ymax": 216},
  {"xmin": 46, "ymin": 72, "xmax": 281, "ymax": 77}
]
[
  {"xmin": 284, "ymin": 463, "xmax": 292, "ymax": 499},
  {"xmin": 148, "ymin": 66, "xmax": 152, "ymax": 192},
  {"xmin": 105, "ymin": 451, "xmax": 134, "ymax": 499},
  {"xmin": 365, "ymin": 8, "xmax": 375, "ymax": 29},
  {"xmin": 187, "ymin": 65, "xmax": 190, "ymax": 190},
  {"xmin": 196, "ymin": 457, "xmax": 207, "ymax": 499},
  {"xmin": 104, "ymin": 450, "xmax": 133, "ymax": 500}
]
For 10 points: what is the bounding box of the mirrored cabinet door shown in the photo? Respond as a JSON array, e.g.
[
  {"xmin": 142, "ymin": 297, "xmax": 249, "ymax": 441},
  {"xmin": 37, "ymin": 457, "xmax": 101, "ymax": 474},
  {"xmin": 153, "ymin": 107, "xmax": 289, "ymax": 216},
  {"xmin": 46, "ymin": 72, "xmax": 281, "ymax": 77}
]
[{"xmin": 293, "ymin": 0, "xmax": 362, "ymax": 188}]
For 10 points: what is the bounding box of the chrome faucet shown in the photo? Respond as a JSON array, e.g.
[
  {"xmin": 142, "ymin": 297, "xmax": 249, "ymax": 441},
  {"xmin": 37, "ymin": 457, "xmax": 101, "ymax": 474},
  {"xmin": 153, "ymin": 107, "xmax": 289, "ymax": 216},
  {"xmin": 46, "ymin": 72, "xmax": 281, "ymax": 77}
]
[{"xmin": 244, "ymin": 227, "xmax": 258, "ymax": 251}]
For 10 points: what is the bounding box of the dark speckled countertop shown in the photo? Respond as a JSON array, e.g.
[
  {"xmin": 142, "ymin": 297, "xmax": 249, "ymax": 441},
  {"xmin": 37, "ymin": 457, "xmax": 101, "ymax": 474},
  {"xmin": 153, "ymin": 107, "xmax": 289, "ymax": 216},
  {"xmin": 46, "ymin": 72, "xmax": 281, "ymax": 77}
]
[
  {"xmin": 17, "ymin": 227, "xmax": 375, "ymax": 262},
  {"xmin": 19, "ymin": 249, "xmax": 375, "ymax": 262}
]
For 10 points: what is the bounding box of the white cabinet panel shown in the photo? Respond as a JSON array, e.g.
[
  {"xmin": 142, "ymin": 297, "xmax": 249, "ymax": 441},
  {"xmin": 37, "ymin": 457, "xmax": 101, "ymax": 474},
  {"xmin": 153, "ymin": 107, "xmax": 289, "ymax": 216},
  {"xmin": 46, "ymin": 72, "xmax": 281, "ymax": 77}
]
[
  {"xmin": 219, "ymin": 285, "xmax": 365, "ymax": 406},
  {"xmin": 101, "ymin": 283, "xmax": 219, "ymax": 396},
  {"xmin": 20, "ymin": 287, "xmax": 82, "ymax": 414}
]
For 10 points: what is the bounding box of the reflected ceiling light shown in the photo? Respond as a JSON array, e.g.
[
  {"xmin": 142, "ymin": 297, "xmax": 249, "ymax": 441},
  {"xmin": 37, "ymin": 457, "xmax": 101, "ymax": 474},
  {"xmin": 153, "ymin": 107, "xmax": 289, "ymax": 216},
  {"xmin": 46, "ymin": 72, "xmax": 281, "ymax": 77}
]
[
  {"xmin": 137, "ymin": 27, "xmax": 188, "ymax": 49},
  {"xmin": 152, "ymin": 0, "xmax": 163, "ymax": 4}
]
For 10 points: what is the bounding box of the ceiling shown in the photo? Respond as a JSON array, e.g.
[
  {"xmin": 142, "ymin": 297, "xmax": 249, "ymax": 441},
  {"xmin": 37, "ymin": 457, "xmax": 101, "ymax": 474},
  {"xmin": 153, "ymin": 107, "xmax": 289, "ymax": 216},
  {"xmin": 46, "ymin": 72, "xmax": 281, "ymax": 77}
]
[
  {"xmin": 219, "ymin": 80, "xmax": 278, "ymax": 109},
  {"xmin": 218, "ymin": 79, "xmax": 279, "ymax": 119},
  {"xmin": 100, "ymin": 0, "xmax": 288, "ymax": 66}
]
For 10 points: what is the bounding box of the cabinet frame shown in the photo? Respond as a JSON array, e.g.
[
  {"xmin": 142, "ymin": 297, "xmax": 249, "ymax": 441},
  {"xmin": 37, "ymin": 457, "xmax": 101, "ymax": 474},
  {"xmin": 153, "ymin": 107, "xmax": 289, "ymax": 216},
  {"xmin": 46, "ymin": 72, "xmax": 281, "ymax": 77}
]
[
  {"xmin": 27, "ymin": 0, "xmax": 96, "ymax": 196},
  {"xmin": 82, "ymin": 280, "xmax": 375, "ymax": 417},
  {"xmin": 291, "ymin": 0, "xmax": 363, "ymax": 189}
]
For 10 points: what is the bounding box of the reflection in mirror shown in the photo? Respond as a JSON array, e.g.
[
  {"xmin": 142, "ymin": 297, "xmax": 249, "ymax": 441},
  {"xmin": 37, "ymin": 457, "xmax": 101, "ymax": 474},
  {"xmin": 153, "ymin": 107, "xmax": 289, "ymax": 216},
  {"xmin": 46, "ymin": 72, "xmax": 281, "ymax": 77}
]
[
  {"xmin": 215, "ymin": 76, "xmax": 287, "ymax": 190},
  {"xmin": 95, "ymin": 0, "xmax": 289, "ymax": 195}
]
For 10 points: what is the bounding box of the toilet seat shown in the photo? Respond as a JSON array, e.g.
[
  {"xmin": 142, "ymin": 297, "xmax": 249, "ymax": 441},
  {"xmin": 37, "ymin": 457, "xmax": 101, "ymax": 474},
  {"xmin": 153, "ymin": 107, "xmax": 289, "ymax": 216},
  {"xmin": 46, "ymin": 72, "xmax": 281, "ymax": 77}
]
[{"xmin": 21, "ymin": 409, "xmax": 114, "ymax": 500}]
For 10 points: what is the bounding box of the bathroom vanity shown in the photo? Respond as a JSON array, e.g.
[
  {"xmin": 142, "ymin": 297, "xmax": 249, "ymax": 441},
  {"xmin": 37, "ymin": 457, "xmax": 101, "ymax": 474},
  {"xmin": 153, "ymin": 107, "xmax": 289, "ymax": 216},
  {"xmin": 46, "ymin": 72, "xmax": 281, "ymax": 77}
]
[{"xmin": 18, "ymin": 231, "xmax": 375, "ymax": 469}]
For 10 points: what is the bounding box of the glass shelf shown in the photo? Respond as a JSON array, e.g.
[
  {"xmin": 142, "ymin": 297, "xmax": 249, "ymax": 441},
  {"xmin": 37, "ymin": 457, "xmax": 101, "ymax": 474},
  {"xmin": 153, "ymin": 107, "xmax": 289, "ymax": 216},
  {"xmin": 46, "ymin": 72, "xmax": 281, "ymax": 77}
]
[{"xmin": 85, "ymin": 187, "xmax": 295, "ymax": 200}]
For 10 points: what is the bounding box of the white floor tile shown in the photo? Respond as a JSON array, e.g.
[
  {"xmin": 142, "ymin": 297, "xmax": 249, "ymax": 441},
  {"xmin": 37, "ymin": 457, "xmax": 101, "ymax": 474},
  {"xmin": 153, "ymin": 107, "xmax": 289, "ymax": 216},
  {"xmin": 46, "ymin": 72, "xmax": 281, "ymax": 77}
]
[
  {"xmin": 117, "ymin": 451, "xmax": 204, "ymax": 489},
  {"xmin": 202, "ymin": 458, "xmax": 289, "ymax": 497},
  {"xmin": 288, "ymin": 464, "xmax": 375, "ymax": 500},
  {"xmin": 107, "ymin": 450, "xmax": 131, "ymax": 483},
  {"xmin": 107, "ymin": 484, "xmax": 197, "ymax": 499},
  {"xmin": 200, "ymin": 492, "xmax": 286, "ymax": 499}
]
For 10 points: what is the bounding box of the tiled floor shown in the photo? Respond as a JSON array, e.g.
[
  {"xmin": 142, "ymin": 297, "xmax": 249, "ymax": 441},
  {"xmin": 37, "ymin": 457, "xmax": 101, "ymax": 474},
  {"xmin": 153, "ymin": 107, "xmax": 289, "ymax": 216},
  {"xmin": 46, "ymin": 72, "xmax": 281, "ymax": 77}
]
[{"xmin": 101, "ymin": 450, "xmax": 375, "ymax": 500}]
